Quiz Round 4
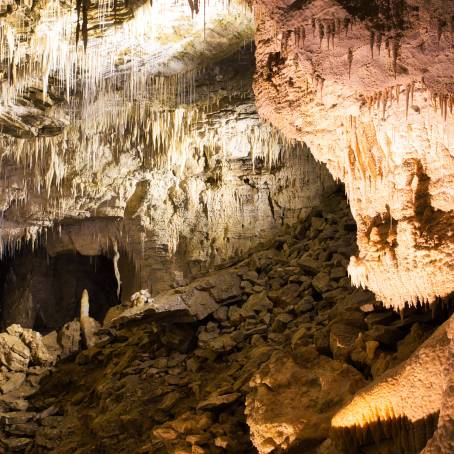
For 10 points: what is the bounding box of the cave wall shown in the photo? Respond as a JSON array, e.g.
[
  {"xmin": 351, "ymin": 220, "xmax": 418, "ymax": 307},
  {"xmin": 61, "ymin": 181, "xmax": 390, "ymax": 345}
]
[
  {"xmin": 252, "ymin": 0, "xmax": 454, "ymax": 309},
  {"xmin": 0, "ymin": 35, "xmax": 335, "ymax": 296}
]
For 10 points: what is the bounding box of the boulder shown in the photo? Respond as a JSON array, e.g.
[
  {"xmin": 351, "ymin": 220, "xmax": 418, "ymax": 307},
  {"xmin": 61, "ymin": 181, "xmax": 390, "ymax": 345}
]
[
  {"xmin": 241, "ymin": 293, "xmax": 273, "ymax": 317},
  {"xmin": 0, "ymin": 333, "xmax": 30, "ymax": 371},
  {"xmin": 245, "ymin": 349, "xmax": 366, "ymax": 453},
  {"xmin": 298, "ymin": 257, "xmax": 320, "ymax": 275},
  {"xmin": 365, "ymin": 325, "xmax": 405, "ymax": 347},
  {"xmin": 108, "ymin": 287, "xmax": 219, "ymax": 327},
  {"xmin": 312, "ymin": 272, "xmax": 331, "ymax": 294},
  {"xmin": 42, "ymin": 331, "xmax": 62, "ymax": 360},
  {"xmin": 329, "ymin": 322, "xmax": 361, "ymax": 360},
  {"xmin": 0, "ymin": 372, "xmax": 26, "ymax": 394},
  {"xmin": 197, "ymin": 393, "xmax": 240, "ymax": 410},
  {"xmin": 6, "ymin": 325, "xmax": 55, "ymax": 366},
  {"xmin": 58, "ymin": 320, "xmax": 81, "ymax": 358},
  {"xmin": 195, "ymin": 270, "xmax": 242, "ymax": 304}
]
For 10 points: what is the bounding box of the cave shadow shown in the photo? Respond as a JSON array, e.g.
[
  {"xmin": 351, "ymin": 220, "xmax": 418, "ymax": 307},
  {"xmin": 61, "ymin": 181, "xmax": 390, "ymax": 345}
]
[
  {"xmin": 0, "ymin": 245, "xmax": 120, "ymax": 333},
  {"xmin": 330, "ymin": 412, "xmax": 439, "ymax": 454}
]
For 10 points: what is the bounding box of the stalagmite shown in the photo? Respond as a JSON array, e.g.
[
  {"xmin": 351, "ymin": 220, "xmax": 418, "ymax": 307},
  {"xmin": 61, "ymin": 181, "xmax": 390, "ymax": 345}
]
[
  {"xmin": 113, "ymin": 240, "xmax": 122, "ymax": 299},
  {"xmin": 80, "ymin": 289, "xmax": 100, "ymax": 348}
]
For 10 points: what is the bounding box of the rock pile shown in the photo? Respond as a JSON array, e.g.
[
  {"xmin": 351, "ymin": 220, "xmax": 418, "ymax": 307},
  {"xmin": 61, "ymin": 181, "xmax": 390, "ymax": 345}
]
[{"xmin": 0, "ymin": 190, "xmax": 446, "ymax": 453}]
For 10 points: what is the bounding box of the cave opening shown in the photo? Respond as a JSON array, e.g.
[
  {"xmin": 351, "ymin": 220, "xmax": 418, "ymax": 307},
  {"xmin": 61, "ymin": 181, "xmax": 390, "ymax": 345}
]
[{"xmin": 0, "ymin": 245, "xmax": 120, "ymax": 334}]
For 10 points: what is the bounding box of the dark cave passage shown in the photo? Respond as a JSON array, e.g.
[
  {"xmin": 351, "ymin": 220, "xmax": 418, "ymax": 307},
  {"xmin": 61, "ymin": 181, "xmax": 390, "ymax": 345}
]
[{"xmin": 0, "ymin": 246, "xmax": 120, "ymax": 333}]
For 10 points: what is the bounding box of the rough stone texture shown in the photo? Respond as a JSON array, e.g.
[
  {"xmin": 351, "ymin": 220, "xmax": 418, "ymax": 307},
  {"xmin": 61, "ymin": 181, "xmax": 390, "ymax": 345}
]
[
  {"xmin": 58, "ymin": 320, "xmax": 81, "ymax": 359},
  {"xmin": 0, "ymin": 0, "xmax": 335, "ymax": 300},
  {"xmin": 6, "ymin": 325, "xmax": 55, "ymax": 367},
  {"xmin": 0, "ymin": 190, "xmax": 441, "ymax": 453},
  {"xmin": 0, "ymin": 334, "xmax": 30, "ymax": 372},
  {"xmin": 252, "ymin": 0, "xmax": 454, "ymax": 308},
  {"xmin": 332, "ymin": 315, "xmax": 454, "ymax": 453},
  {"xmin": 245, "ymin": 348, "xmax": 366, "ymax": 453},
  {"xmin": 108, "ymin": 269, "xmax": 242, "ymax": 326}
]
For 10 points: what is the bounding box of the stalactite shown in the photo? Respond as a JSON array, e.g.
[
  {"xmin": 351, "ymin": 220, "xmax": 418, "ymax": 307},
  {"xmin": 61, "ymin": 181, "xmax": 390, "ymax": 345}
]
[
  {"xmin": 294, "ymin": 25, "xmax": 305, "ymax": 48},
  {"xmin": 326, "ymin": 20, "xmax": 333, "ymax": 50},
  {"xmin": 395, "ymin": 84, "xmax": 400, "ymax": 104},
  {"xmin": 348, "ymin": 48, "xmax": 353, "ymax": 79},
  {"xmin": 336, "ymin": 17, "xmax": 341, "ymax": 37},
  {"xmin": 392, "ymin": 36, "xmax": 400, "ymax": 78},
  {"xmin": 113, "ymin": 239, "xmax": 121, "ymax": 298},
  {"xmin": 437, "ymin": 18, "xmax": 446, "ymax": 45},
  {"xmin": 369, "ymin": 30, "xmax": 375, "ymax": 58},
  {"xmin": 319, "ymin": 22, "xmax": 325, "ymax": 48},
  {"xmin": 432, "ymin": 92, "xmax": 438, "ymax": 113},
  {"xmin": 367, "ymin": 95, "xmax": 373, "ymax": 114},
  {"xmin": 343, "ymin": 16, "xmax": 350, "ymax": 36},
  {"xmin": 312, "ymin": 17, "xmax": 316, "ymax": 36},
  {"xmin": 385, "ymin": 37, "xmax": 391, "ymax": 58},
  {"xmin": 330, "ymin": 19, "xmax": 335, "ymax": 48},
  {"xmin": 382, "ymin": 88, "xmax": 388, "ymax": 119},
  {"xmin": 376, "ymin": 32, "xmax": 382, "ymax": 55},
  {"xmin": 327, "ymin": 21, "xmax": 332, "ymax": 50},
  {"xmin": 405, "ymin": 83, "xmax": 411, "ymax": 118}
]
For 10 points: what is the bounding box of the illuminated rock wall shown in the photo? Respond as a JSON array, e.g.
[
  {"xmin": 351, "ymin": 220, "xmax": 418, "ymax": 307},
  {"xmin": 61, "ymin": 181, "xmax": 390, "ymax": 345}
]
[{"xmin": 253, "ymin": 0, "xmax": 454, "ymax": 309}]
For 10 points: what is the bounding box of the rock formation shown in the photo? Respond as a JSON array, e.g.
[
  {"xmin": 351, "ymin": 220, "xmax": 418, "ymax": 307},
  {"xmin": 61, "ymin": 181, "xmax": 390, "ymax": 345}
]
[
  {"xmin": 0, "ymin": 0, "xmax": 334, "ymax": 295},
  {"xmin": 252, "ymin": 0, "xmax": 454, "ymax": 309},
  {"xmin": 0, "ymin": 1, "xmax": 452, "ymax": 453}
]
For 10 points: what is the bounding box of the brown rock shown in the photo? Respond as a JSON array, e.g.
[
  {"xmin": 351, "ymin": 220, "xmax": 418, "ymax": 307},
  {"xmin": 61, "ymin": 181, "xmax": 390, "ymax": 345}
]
[
  {"xmin": 245, "ymin": 349, "xmax": 366, "ymax": 453},
  {"xmin": 152, "ymin": 426, "xmax": 178, "ymax": 441},
  {"xmin": 0, "ymin": 333, "xmax": 30, "ymax": 371},
  {"xmin": 329, "ymin": 323, "xmax": 361, "ymax": 360},
  {"xmin": 58, "ymin": 320, "xmax": 81, "ymax": 358},
  {"xmin": 6, "ymin": 325, "xmax": 55, "ymax": 366},
  {"xmin": 197, "ymin": 393, "xmax": 240, "ymax": 410}
]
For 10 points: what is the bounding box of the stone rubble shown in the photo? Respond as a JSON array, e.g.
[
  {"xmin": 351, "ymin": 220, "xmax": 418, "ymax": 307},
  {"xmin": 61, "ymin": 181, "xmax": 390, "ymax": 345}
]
[{"xmin": 0, "ymin": 190, "xmax": 447, "ymax": 453}]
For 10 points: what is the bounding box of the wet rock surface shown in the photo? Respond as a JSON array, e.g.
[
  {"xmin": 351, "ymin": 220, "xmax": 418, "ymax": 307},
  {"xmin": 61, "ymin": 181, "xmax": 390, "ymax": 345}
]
[{"xmin": 0, "ymin": 190, "xmax": 448, "ymax": 453}]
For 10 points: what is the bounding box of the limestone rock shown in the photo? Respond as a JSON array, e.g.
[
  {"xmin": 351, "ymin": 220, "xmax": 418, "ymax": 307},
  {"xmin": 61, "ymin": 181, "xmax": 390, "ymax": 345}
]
[
  {"xmin": 245, "ymin": 349, "xmax": 366, "ymax": 453},
  {"xmin": 58, "ymin": 320, "xmax": 81, "ymax": 358},
  {"xmin": 197, "ymin": 393, "xmax": 240, "ymax": 410},
  {"xmin": 0, "ymin": 373, "xmax": 26, "ymax": 394},
  {"xmin": 6, "ymin": 325, "xmax": 55, "ymax": 366},
  {"xmin": 329, "ymin": 323, "xmax": 361, "ymax": 361},
  {"xmin": 80, "ymin": 289, "xmax": 102, "ymax": 349},
  {"xmin": 0, "ymin": 334, "xmax": 30, "ymax": 372},
  {"xmin": 253, "ymin": 0, "xmax": 454, "ymax": 309},
  {"xmin": 108, "ymin": 286, "xmax": 219, "ymax": 327},
  {"xmin": 332, "ymin": 316, "xmax": 454, "ymax": 452},
  {"xmin": 312, "ymin": 272, "xmax": 331, "ymax": 294},
  {"xmin": 196, "ymin": 271, "xmax": 242, "ymax": 304},
  {"xmin": 42, "ymin": 331, "xmax": 62, "ymax": 360}
]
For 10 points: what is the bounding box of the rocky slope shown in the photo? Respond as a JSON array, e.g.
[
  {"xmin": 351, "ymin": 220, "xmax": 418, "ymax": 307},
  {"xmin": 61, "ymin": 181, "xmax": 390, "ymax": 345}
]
[
  {"xmin": 0, "ymin": 190, "xmax": 447, "ymax": 453},
  {"xmin": 252, "ymin": 0, "xmax": 454, "ymax": 309}
]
